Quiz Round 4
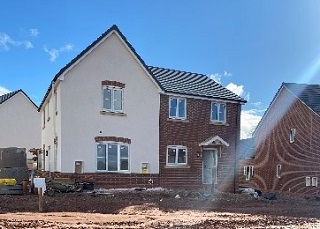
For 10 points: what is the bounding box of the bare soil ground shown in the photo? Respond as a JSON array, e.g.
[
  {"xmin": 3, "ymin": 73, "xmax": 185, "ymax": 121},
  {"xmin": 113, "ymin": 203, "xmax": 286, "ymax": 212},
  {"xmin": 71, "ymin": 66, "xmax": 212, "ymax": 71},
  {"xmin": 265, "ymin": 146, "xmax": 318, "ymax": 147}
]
[{"xmin": 0, "ymin": 188, "xmax": 319, "ymax": 228}]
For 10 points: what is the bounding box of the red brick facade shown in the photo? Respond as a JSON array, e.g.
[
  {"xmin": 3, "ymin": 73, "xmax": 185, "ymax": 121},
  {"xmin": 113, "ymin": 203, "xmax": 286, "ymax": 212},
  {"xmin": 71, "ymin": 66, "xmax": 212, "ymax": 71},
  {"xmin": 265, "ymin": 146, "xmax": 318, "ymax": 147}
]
[
  {"xmin": 240, "ymin": 88, "xmax": 320, "ymax": 196},
  {"xmin": 159, "ymin": 95, "xmax": 241, "ymax": 192}
]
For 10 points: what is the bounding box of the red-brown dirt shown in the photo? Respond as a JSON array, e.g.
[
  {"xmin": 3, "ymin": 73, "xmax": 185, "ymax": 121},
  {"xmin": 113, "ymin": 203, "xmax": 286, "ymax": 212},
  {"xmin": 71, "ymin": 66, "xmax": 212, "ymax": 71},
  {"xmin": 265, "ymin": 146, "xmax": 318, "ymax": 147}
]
[{"xmin": 0, "ymin": 188, "xmax": 319, "ymax": 228}]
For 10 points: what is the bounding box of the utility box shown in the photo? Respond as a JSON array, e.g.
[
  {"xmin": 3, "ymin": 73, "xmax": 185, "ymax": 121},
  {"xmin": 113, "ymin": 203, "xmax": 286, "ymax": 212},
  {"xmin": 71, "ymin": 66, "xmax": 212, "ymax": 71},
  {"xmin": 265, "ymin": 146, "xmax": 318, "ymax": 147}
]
[
  {"xmin": 141, "ymin": 162, "xmax": 149, "ymax": 174},
  {"xmin": 74, "ymin": 161, "xmax": 83, "ymax": 174},
  {"xmin": 0, "ymin": 147, "xmax": 27, "ymax": 168},
  {"xmin": 0, "ymin": 148, "xmax": 28, "ymax": 183}
]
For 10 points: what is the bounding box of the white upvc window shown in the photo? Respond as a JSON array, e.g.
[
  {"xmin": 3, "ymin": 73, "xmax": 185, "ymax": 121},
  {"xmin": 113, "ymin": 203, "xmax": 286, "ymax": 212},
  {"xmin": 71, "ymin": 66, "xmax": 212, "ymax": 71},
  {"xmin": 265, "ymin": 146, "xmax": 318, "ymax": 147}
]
[
  {"xmin": 211, "ymin": 102, "xmax": 226, "ymax": 123},
  {"xmin": 306, "ymin": 177, "xmax": 311, "ymax": 186},
  {"xmin": 169, "ymin": 97, "xmax": 186, "ymax": 119},
  {"xmin": 166, "ymin": 146, "xmax": 187, "ymax": 166},
  {"xmin": 103, "ymin": 86, "xmax": 123, "ymax": 113},
  {"xmin": 312, "ymin": 177, "xmax": 318, "ymax": 187},
  {"xmin": 97, "ymin": 143, "xmax": 129, "ymax": 172},
  {"xmin": 276, "ymin": 164, "xmax": 282, "ymax": 178},
  {"xmin": 244, "ymin": 165, "xmax": 254, "ymax": 181},
  {"xmin": 289, "ymin": 128, "xmax": 296, "ymax": 143}
]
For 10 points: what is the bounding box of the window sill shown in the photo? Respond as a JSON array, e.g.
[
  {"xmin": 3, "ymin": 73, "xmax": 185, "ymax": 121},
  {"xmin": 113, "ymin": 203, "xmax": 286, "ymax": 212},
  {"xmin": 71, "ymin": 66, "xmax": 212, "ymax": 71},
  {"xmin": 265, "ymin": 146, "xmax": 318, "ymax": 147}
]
[
  {"xmin": 100, "ymin": 111, "xmax": 127, "ymax": 116},
  {"xmin": 96, "ymin": 170, "xmax": 130, "ymax": 173},
  {"xmin": 164, "ymin": 165, "xmax": 190, "ymax": 169},
  {"xmin": 210, "ymin": 121, "xmax": 229, "ymax": 126},
  {"xmin": 167, "ymin": 118, "xmax": 189, "ymax": 123}
]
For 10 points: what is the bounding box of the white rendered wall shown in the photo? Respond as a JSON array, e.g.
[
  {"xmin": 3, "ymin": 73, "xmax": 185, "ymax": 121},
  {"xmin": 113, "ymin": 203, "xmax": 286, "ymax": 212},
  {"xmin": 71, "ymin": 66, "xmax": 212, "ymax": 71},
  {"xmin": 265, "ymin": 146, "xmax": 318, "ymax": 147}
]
[
  {"xmin": 41, "ymin": 85, "xmax": 62, "ymax": 172},
  {"xmin": 0, "ymin": 92, "xmax": 41, "ymax": 159},
  {"xmin": 56, "ymin": 32, "xmax": 160, "ymax": 173}
]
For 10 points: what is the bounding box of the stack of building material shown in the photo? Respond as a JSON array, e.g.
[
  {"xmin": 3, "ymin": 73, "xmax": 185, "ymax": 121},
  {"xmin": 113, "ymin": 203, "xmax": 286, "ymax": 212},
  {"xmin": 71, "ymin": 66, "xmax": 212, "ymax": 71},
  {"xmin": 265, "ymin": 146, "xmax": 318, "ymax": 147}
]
[{"xmin": 0, "ymin": 147, "xmax": 29, "ymax": 194}]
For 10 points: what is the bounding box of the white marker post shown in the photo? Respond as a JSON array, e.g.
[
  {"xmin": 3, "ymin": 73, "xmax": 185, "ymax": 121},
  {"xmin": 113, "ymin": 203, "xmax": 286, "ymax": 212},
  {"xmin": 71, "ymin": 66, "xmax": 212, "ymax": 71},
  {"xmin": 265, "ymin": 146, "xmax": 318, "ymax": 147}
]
[{"xmin": 34, "ymin": 178, "xmax": 46, "ymax": 212}]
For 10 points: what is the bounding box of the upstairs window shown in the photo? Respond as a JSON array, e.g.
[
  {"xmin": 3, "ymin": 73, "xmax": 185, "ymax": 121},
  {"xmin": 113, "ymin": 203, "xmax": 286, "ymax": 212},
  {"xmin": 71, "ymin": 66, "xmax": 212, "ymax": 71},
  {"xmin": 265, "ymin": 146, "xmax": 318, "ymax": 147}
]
[
  {"xmin": 211, "ymin": 102, "xmax": 226, "ymax": 123},
  {"xmin": 244, "ymin": 165, "xmax": 254, "ymax": 181},
  {"xmin": 289, "ymin": 128, "xmax": 296, "ymax": 143},
  {"xmin": 169, "ymin": 97, "xmax": 186, "ymax": 119},
  {"xmin": 312, "ymin": 177, "xmax": 318, "ymax": 187},
  {"xmin": 97, "ymin": 143, "xmax": 129, "ymax": 172},
  {"xmin": 103, "ymin": 87, "xmax": 123, "ymax": 113},
  {"xmin": 167, "ymin": 146, "xmax": 187, "ymax": 166},
  {"xmin": 306, "ymin": 177, "xmax": 311, "ymax": 186}
]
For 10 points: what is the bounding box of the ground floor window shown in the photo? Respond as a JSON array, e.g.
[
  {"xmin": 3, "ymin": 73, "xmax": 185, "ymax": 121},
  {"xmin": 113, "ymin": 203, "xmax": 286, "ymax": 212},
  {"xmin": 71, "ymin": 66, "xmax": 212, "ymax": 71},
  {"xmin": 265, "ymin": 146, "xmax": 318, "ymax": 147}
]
[
  {"xmin": 166, "ymin": 145, "xmax": 187, "ymax": 166},
  {"xmin": 97, "ymin": 143, "xmax": 129, "ymax": 172},
  {"xmin": 244, "ymin": 165, "xmax": 254, "ymax": 180}
]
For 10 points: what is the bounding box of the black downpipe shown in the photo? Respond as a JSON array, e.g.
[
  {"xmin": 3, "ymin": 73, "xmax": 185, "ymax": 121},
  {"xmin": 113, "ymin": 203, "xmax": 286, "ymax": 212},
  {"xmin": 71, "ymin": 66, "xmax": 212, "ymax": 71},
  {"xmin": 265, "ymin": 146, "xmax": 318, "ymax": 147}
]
[{"xmin": 233, "ymin": 104, "xmax": 240, "ymax": 193}]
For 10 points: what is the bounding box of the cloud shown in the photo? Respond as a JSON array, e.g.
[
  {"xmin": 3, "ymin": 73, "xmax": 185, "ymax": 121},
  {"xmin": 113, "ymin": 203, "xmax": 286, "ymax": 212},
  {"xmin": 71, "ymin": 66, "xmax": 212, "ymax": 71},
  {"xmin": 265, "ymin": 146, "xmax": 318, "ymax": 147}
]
[
  {"xmin": 240, "ymin": 101, "xmax": 266, "ymax": 139},
  {"xmin": 0, "ymin": 86, "xmax": 10, "ymax": 96},
  {"xmin": 59, "ymin": 43, "xmax": 74, "ymax": 52},
  {"xmin": 226, "ymin": 83, "xmax": 244, "ymax": 96},
  {"xmin": 0, "ymin": 33, "xmax": 18, "ymax": 50},
  {"xmin": 223, "ymin": 71, "xmax": 232, "ymax": 77},
  {"xmin": 23, "ymin": 40, "xmax": 34, "ymax": 49},
  {"xmin": 208, "ymin": 73, "xmax": 222, "ymax": 84},
  {"xmin": 208, "ymin": 70, "xmax": 232, "ymax": 84},
  {"xmin": 29, "ymin": 29, "xmax": 39, "ymax": 37},
  {"xmin": 44, "ymin": 46, "xmax": 59, "ymax": 62},
  {"xmin": 0, "ymin": 32, "xmax": 33, "ymax": 50},
  {"xmin": 44, "ymin": 43, "xmax": 74, "ymax": 62},
  {"xmin": 226, "ymin": 82, "xmax": 250, "ymax": 101},
  {"xmin": 241, "ymin": 109, "xmax": 264, "ymax": 139},
  {"xmin": 224, "ymin": 81, "xmax": 264, "ymax": 138}
]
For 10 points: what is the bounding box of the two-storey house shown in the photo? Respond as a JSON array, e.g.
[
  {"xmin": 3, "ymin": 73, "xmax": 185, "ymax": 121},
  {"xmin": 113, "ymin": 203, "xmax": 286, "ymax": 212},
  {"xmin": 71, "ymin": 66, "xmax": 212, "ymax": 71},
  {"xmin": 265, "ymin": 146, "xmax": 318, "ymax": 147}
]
[
  {"xmin": 38, "ymin": 25, "xmax": 246, "ymax": 191},
  {"xmin": 240, "ymin": 83, "xmax": 320, "ymax": 196}
]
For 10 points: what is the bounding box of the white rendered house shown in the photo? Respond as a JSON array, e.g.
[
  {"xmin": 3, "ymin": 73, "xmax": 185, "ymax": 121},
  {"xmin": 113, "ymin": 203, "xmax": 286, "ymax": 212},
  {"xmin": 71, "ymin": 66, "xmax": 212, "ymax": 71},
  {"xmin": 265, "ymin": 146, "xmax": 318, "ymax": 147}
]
[
  {"xmin": 0, "ymin": 90, "xmax": 41, "ymax": 167},
  {"xmin": 39, "ymin": 25, "xmax": 161, "ymax": 177}
]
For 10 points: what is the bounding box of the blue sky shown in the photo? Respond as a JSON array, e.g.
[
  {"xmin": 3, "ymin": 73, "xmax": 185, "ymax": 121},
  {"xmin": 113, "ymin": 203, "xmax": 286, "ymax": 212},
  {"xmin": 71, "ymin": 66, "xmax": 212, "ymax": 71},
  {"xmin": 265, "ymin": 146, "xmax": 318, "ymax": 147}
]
[{"xmin": 1, "ymin": 1, "xmax": 320, "ymax": 138}]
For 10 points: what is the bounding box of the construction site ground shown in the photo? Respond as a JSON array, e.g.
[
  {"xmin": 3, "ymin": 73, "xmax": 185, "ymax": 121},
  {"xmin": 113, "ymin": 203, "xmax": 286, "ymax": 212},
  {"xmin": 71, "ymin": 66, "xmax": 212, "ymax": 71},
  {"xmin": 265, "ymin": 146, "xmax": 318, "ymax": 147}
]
[{"xmin": 0, "ymin": 188, "xmax": 319, "ymax": 228}]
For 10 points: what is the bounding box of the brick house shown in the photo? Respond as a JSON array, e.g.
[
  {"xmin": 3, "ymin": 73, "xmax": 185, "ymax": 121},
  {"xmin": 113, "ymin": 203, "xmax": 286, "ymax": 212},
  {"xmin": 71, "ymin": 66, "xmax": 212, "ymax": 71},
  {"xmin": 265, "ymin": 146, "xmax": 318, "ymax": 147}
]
[
  {"xmin": 38, "ymin": 25, "xmax": 246, "ymax": 191},
  {"xmin": 240, "ymin": 83, "xmax": 320, "ymax": 196},
  {"xmin": 0, "ymin": 90, "xmax": 41, "ymax": 168}
]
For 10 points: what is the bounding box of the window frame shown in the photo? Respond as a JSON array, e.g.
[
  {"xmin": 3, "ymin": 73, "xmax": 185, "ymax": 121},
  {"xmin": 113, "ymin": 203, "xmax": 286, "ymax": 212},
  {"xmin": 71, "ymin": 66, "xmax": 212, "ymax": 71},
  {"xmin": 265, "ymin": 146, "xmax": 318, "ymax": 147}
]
[
  {"xmin": 168, "ymin": 96, "xmax": 187, "ymax": 120},
  {"xmin": 289, "ymin": 128, "xmax": 296, "ymax": 143},
  {"xmin": 166, "ymin": 145, "xmax": 188, "ymax": 166},
  {"xmin": 211, "ymin": 102, "xmax": 227, "ymax": 123},
  {"xmin": 306, "ymin": 177, "xmax": 311, "ymax": 186},
  {"xmin": 312, "ymin": 177, "xmax": 318, "ymax": 187},
  {"xmin": 276, "ymin": 164, "xmax": 281, "ymax": 178},
  {"xmin": 96, "ymin": 142, "xmax": 130, "ymax": 172},
  {"xmin": 244, "ymin": 165, "xmax": 254, "ymax": 181},
  {"xmin": 102, "ymin": 86, "xmax": 124, "ymax": 113}
]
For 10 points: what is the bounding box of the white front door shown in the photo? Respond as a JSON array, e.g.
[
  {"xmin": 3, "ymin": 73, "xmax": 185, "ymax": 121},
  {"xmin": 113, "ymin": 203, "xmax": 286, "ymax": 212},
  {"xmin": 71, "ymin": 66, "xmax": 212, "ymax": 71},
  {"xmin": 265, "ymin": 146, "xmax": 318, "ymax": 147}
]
[{"xmin": 202, "ymin": 150, "xmax": 218, "ymax": 184}]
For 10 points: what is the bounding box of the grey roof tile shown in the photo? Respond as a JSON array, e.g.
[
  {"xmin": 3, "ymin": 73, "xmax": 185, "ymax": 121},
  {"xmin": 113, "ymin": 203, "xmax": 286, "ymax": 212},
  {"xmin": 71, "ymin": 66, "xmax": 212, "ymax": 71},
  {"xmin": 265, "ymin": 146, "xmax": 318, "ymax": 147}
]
[
  {"xmin": 0, "ymin": 90, "xmax": 38, "ymax": 108},
  {"xmin": 0, "ymin": 90, "xmax": 20, "ymax": 105},
  {"xmin": 149, "ymin": 66, "xmax": 246, "ymax": 102},
  {"xmin": 284, "ymin": 83, "xmax": 320, "ymax": 113}
]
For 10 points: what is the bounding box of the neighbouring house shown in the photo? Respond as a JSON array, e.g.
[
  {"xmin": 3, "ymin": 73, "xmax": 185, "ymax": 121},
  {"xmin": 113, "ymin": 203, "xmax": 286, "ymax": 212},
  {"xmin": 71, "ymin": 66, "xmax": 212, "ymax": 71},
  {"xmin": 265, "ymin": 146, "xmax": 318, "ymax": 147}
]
[
  {"xmin": 38, "ymin": 25, "xmax": 246, "ymax": 191},
  {"xmin": 0, "ymin": 90, "xmax": 41, "ymax": 168},
  {"xmin": 239, "ymin": 83, "xmax": 320, "ymax": 196}
]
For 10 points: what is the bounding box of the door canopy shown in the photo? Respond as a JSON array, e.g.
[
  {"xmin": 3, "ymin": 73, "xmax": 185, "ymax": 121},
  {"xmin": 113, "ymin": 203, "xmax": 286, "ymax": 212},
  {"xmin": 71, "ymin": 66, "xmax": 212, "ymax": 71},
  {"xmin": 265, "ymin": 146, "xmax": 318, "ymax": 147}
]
[{"xmin": 199, "ymin": 135, "xmax": 229, "ymax": 147}]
